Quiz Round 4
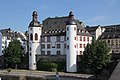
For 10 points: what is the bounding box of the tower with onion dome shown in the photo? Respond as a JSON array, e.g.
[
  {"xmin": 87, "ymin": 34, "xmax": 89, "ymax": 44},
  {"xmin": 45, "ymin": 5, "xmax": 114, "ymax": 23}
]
[
  {"xmin": 66, "ymin": 11, "xmax": 77, "ymax": 72},
  {"xmin": 28, "ymin": 11, "xmax": 42, "ymax": 70}
]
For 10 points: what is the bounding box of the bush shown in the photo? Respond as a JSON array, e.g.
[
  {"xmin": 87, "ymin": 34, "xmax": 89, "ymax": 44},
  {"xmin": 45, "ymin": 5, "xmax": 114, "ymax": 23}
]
[
  {"xmin": 37, "ymin": 58, "xmax": 66, "ymax": 72},
  {"xmin": 37, "ymin": 60, "xmax": 58, "ymax": 71},
  {"xmin": 54, "ymin": 61, "xmax": 66, "ymax": 71}
]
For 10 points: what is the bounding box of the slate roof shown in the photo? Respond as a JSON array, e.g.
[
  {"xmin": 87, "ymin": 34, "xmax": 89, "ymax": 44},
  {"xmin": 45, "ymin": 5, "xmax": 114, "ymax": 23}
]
[
  {"xmin": 100, "ymin": 24, "xmax": 120, "ymax": 39},
  {"xmin": 42, "ymin": 16, "xmax": 91, "ymax": 36},
  {"xmin": 86, "ymin": 24, "xmax": 120, "ymax": 39},
  {"xmin": 0, "ymin": 28, "xmax": 26, "ymax": 40},
  {"xmin": 29, "ymin": 21, "xmax": 41, "ymax": 27},
  {"xmin": 85, "ymin": 25, "xmax": 100, "ymax": 32}
]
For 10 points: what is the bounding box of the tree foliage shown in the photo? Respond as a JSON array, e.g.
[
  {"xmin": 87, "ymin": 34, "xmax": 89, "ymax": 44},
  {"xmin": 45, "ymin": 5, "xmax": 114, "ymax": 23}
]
[
  {"xmin": 37, "ymin": 59, "xmax": 58, "ymax": 71},
  {"xmin": 37, "ymin": 58, "xmax": 66, "ymax": 71},
  {"xmin": 80, "ymin": 40, "xmax": 111, "ymax": 76},
  {"xmin": 3, "ymin": 39, "xmax": 22, "ymax": 68}
]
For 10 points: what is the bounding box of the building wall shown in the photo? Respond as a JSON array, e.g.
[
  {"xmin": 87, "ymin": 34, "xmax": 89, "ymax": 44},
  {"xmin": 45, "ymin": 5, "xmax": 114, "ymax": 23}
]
[
  {"xmin": 76, "ymin": 35, "xmax": 92, "ymax": 55},
  {"xmin": 96, "ymin": 26, "xmax": 101, "ymax": 40},
  {"xmin": 28, "ymin": 26, "xmax": 41, "ymax": 70},
  {"xmin": 66, "ymin": 24, "xmax": 77, "ymax": 72},
  {"xmin": 101, "ymin": 38, "xmax": 120, "ymax": 53},
  {"xmin": 95, "ymin": 26, "xmax": 105, "ymax": 40},
  {"xmin": 41, "ymin": 36, "xmax": 66, "ymax": 55}
]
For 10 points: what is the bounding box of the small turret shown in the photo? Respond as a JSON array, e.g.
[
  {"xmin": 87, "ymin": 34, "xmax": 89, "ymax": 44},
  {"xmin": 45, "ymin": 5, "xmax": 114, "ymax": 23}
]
[
  {"xmin": 66, "ymin": 11, "xmax": 77, "ymax": 72},
  {"xmin": 66, "ymin": 11, "xmax": 76, "ymax": 25},
  {"xmin": 29, "ymin": 11, "xmax": 40, "ymax": 27},
  {"xmin": 28, "ymin": 11, "xmax": 41, "ymax": 70},
  {"xmin": 32, "ymin": 11, "xmax": 38, "ymax": 21}
]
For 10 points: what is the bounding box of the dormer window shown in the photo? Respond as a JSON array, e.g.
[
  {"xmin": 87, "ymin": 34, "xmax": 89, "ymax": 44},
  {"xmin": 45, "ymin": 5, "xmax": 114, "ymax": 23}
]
[
  {"xmin": 81, "ymin": 30, "xmax": 82, "ymax": 33},
  {"xmin": 55, "ymin": 30, "xmax": 57, "ymax": 33}
]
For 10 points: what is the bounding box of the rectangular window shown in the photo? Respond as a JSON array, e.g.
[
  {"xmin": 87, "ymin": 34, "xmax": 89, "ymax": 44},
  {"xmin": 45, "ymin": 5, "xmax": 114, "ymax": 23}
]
[
  {"xmin": 67, "ymin": 37, "xmax": 69, "ymax": 40},
  {"xmin": 67, "ymin": 45, "xmax": 69, "ymax": 50},
  {"xmin": 41, "ymin": 37, "xmax": 45, "ymax": 42},
  {"xmin": 29, "ymin": 47, "xmax": 31, "ymax": 51},
  {"xmin": 115, "ymin": 39, "xmax": 118, "ymax": 44},
  {"xmin": 67, "ymin": 27, "xmax": 69, "ymax": 31},
  {"xmin": 74, "ymin": 37, "xmax": 76, "ymax": 40},
  {"xmin": 47, "ymin": 36, "xmax": 51, "ymax": 42},
  {"xmin": 29, "ymin": 53, "xmax": 31, "ymax": 56},
  {"xmin": 47, "ymin": 51, "xmax": 51, "ymax": 55},
  {"xmin": 83, "ymin": 37, "xmax": 86, "ymax": 41},
  {"xmin": 57, "ymin": 36, "xmax": 60, "ymax": 42},
  {"xmin": 41, "ymin": 51, "xmax": 45, "ymax": 55},
  {"xmin": 80, "ymin": 36, "xmax": 82, "ymax": 41},
  {"xmin": 83, "ymin": 44, "xmax": 86, "ymax": 48},
  {"xmin": 57, "ymin": 44, "xmax": 61, "ymax": 49},
  {"xmin": 57, "ymin": 51, "xmax": 61, "ymax": 55},
  {"xmin": 111, "ymin": 40, "xmax": 114, "ymax": 45},
  {"xmin": 74, "ymin": 27, "xmax": 76, "ymax": 31},
  {"xmin": 80, "ymin": 44, "xmax": 82, "ymax": 48},
  {"xmin": 64, "ymin": 44, "xmax": 66, "ymax": 48},
  {"xmin": 74, "ymin": 45, "xmax": 76, "ymax": 48},
  {"xmin": 47, "ymin": 44, "xmax": 51, "ymax": 49},
  {"xmin": 41, "ymin": 44, "xmax": 45, "ymax": 49},
  {"xmin": 87, "ymin": 37, "xmax": 89, "ymax": 41},
  {"xmin": 80, "ymin": 51, "xmax": 82, "ymax": 55}
]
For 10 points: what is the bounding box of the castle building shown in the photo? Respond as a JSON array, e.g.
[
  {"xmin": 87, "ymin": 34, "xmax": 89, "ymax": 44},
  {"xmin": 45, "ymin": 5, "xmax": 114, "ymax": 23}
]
[
  {"xmin": 28, "ymin": 11, "xmax": 92, "ymax": 72},
  {"xmin": 86, "ymin": 24, "xmax": 120, "ymax": 53}
]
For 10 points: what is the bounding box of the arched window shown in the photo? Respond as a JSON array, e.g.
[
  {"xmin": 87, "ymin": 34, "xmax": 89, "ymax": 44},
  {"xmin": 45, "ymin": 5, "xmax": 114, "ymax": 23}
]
[
  {"xmin": 35, "ymin": 33, "xmax": 38, "ymax": 40},
  {"xmin": 30, "ymin": 33, "xmax": 33, "ymax": 40}
]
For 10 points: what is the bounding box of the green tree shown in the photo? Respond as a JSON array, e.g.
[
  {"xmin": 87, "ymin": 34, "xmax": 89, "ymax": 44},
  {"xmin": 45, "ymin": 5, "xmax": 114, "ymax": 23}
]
[
  {"xmin": 37, "ymin": 59, "xmax": 58, "ymax": 71},
  {"xmin": 80, "ymin": 40, "xmax": 111, "ymax": 79},
  {"xmin": 3, "ymin": 39, "xmax": 22, "ymax": 68}
]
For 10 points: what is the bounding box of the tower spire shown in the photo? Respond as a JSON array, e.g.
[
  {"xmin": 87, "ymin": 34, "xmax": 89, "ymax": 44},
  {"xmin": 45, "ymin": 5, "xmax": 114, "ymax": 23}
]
[
  {"xmin": 69, "ymin": 11, "xmax": 74, "ymax": 20},
  {"xmin": 32, "ymin": 11, "xmax": 38, "ymax": 21},
  {"xmin": 66, "ymin": 11, "xmax": 76, "ymax": 25}
]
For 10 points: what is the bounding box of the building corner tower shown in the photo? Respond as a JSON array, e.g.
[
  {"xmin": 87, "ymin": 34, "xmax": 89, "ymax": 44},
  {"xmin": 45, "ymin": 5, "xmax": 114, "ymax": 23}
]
[
  {"xmin": 28, "ymin": 11, "xmax": 42, "ymax": 70},
  {"xmin": 66, "ymin": 11, "xmax": 77, "ymax": 72}
]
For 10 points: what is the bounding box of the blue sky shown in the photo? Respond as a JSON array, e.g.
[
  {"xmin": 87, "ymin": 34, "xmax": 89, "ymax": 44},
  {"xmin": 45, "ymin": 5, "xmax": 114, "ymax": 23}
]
[{"xmin": 0, "ymin": 0, "xmax": 120, "ymax": 32}]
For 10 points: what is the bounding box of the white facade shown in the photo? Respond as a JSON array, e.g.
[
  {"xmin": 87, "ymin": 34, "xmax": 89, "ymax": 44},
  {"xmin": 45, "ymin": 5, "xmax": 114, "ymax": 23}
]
[
  {"xmin": 28, "ymin": 11, "xmax": 92, "ymax": 72},
  {"xmin": 0, "ymin": 32, "xmax": 2, "ymax": 56},
  {"xmin": 0, "ymin": 28, "xmax": 28, "ymax": 56},
  {"xmin": 28, "ymin": 11, "xmax": 42, "ymax": 70},
  {"xmin": 66, "ymin": 24, "xmax": 77, "ymax": 72},
  {"xmin": 95, "ymin": 26, "xmax": 105, "ymax": 40},
  {"xmin": 1, "ymin": 36, "xmax": 11, "ymax": 55},
  {"xmin": 76, "ymin": 35, "xmax": 92, "ymax": 55},
  {"xmin": 28, "ymin": 27, "xmax": 41, "ymax": 70},
  {"xmin": 41, "ymin": 36, "xmax": 65, "ymax": 55}
]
